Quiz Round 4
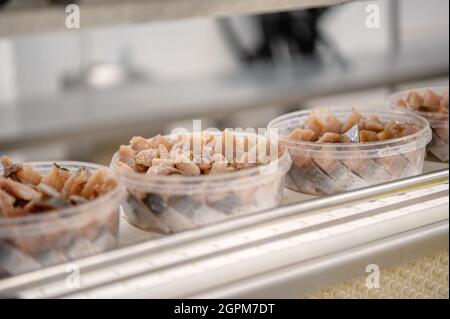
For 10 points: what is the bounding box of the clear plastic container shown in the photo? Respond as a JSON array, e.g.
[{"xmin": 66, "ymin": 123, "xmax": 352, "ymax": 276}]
[
  {"xmin": 388, "ymin": 87, "xmax": 449, "ymax": 162},
  {"xmin": 110, "ymin": 133, "xmax": 291, "ymax": 234},
  {"xmin": 0, "ymin": 162, "xmax": 124, "ymax": 278},
  {"xmin": 267, "ymin": 107, "xmax": 432, "ymax": 196}
]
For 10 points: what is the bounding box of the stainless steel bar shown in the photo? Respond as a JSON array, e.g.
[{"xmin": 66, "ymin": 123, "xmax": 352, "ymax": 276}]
[
  {"xmin": 59, "ymin": 189, "xmax": 448, "ymax": 299},
  {"xmin": 0, "ymin": 0, "xmax": 354, "ymax": 37},
  {"xmin": 191, "ymin": 221, "xmax": 449, "ymax": 298},
  {"xmin": 103, "ymin": 200, "xmax": 449, "ymax": 298}
]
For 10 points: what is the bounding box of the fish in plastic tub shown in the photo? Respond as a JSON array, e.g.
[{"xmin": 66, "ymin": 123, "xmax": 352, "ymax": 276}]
[
  {"xmin": 0, "ymin": 157, "xmax": 125, "ymax": 278},
  {"xmin": 267, "ymin": 107, "xmax": 432, "ymax": 196},
  {"xmin": 388, "ymin": 87, "xmax": 449, "ymax": 162},
  {"xmin": 111, "ymin": 131, "xmax": 291, "ymax": 234}
]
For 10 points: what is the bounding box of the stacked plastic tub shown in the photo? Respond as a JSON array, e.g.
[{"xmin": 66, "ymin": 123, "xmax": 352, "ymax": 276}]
[{"xmin": 388, "ymin": 87, "xmax": 449, "ymax": 162}]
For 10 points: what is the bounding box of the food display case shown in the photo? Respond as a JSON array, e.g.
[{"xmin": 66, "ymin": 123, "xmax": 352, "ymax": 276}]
[{"xmin": 0, "ymin": 0, "xmax": 448, "ymax": 299}]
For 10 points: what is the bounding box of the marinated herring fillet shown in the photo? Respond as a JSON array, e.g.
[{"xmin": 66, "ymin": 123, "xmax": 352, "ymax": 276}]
[
  {"xmin": 312, "ymin": 157, "xmax": 370, "ymax": 190},
  {"xmin": 428, "ymin": 131, "xmax": 449, "ymax": 162},
  {"xmin": 291, "ymin": 154, "xmax": 345, "ymax": 195}
]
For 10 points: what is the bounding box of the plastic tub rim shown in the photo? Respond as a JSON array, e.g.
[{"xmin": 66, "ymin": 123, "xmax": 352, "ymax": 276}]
[{"xmin": 267, "ymin": 106, "xmax": 432, "ymax": 159}]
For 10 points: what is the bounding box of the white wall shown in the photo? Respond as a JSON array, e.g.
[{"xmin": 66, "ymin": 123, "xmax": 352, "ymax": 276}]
[
  {"xmin": 320, "ymin": 0, "xmax": 391, "ymax": 57},
  {"xmin": 400, "ymin": 0, "xmax": 449, "ymax": 45},
  {"xmin": 0, "ymin": 39, "xmax": 16, "ymax": 105},
  {"xmin": 13, "ymin": 32, "xmax": 81, "ymax": 98},
  {"xmin": 85, "ymin": 19, "xmax": 240, "ymax": 80},
  {"xmin": 320, "ymin": 0, "xmax": 449, "ymax": 58},
  {"xmin": 7, "ymin": 18, "xmax": 240, "ymax": 98},
  {"xmin": 2, "ymin": 0, "xmax": 449, "ymax": 100}
]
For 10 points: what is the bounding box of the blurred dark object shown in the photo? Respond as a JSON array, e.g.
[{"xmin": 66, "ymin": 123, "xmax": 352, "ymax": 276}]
[
  {"xmin": 0, "ymin": 0, "xmax": 10, "ymax": 8},
  {"xmin": 220, "ymin": 9, "xmax": 328, "ymax": 64}
]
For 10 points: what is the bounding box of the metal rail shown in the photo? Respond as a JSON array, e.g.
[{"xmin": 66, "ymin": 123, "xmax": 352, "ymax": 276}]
[
  {"xmin": 192, "ymin": 221, "xmax": 449, "ymax": 298},
  {"xmin": 0, "ymin": 0, "xmax": 354, "ymax": 37}
]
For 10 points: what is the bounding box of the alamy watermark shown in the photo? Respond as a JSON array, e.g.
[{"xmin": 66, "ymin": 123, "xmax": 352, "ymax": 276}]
[
  {"xmin": 65, "ymin": 4, "xmax": 80, "ymax": 29},
  {"xmin": 65, "ymin": 263, "xmax": 81, "ymax": 289},
  {"xmin": 365, "ymin": 264, "xmax": 380, "ymax": 289},
  {"xmin": 365, "ymin": 4, "xmax": 381, "ymax": 29}
]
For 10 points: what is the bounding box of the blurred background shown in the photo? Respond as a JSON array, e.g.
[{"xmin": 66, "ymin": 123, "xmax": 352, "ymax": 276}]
[{"xmin": 0, "ymin": 0, "xmax": 448, "ymax": 165}]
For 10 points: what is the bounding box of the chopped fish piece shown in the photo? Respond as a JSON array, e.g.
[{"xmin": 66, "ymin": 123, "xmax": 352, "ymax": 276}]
[
  {"xmin": 148, "ymin": 134, "xmax": 173, "ymax": 150},
  {"xmin": 61, "ymin": 168, "xmax": 90, "ymax": 199},
  {"xmin": 1, "ymin": 157, "xmax": 41, "ymax": 186},
  {"xmin": 318, "ymin": 132, "xmax": 341, "ymax": 143},
  {"xmin": 118, "ymin": 145, "xmax": 137, "ymax": 171},
  {"xmin": 406, "ymin": 91, "xmax": 424, "ymax": 107},
  {"xmin": 342, "ymin": 109, "xmax": 365, "ymax": 132},
  {"xmin": 288, "ymin": 128, "xmax": 316, "ymax": 141},
  {"xmin": 81, "ymin": 169, "xmax": 106, "ymax": 199},
  {"xmin": 158, "ymin": 144, "xmax": 170, "ymax": 160},
  {"xmin": 130, "ymin": 136, "xmax": 152, "ymax": 152},
  {"xmin": 423, "ymin": 89, "xmax": 442, "ymax": 108},
  {"xmin": 0, "ymin": 189, "xmax": 15, "ymax": 215},
  {"xmin": 42, "ymin": 164, "xmax": 71, "ymax": 191},
  {"xmin": 176, "ymin": 160, "xmax": 201, "ymax": 176},
  {"xmin": 364, "ymin": 120, "xmax": 384, "ymax": 133},
  {"xmin": 0, "ymin": 178, "xmax": 41, "ymax": 201},
  {"xmin": 323, "ymin": 113, "xmax": 343, "ymax": 134},
  {"xmin": 359, "ymin": 130, "xmax": 379, "ymax": 142},
  {"xmin": 304, "ymin": 112, "xmax": 325, "ymax": 140},
  {"xmin": 135, "ymin": 148, "xmax": 159, "ymax": 167},
  {"xmin": 147, "ymin": 165, "xmax": 181, "ymax": 176},
  {"xmin": 1, "ymin": 156, "xmax": 21, "ymax": 179}
]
